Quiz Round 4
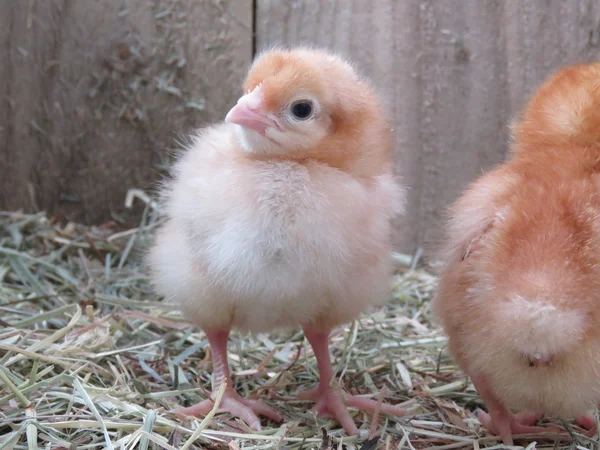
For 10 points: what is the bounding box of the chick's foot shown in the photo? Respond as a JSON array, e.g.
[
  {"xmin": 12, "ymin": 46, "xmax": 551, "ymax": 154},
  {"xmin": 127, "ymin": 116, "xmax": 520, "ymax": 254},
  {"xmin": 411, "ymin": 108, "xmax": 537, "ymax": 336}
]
[
  {"xmin": 576, "ymin": 413, "xmax": 598, "ymax": 437},
  {"xmin": 173, "ymin": 329, "xmax": 282, "ymax": 431},
  {"xmin": 477, "ymin": 409, "xmax": 550, "ymax": 443},
  {"xmin": 175, "ymin": 387, "xmax": 282, "ymax": 431},
  {"xmin": 301, "ymin": 327, "xmax": 409, "ymax": 435},
  {"xmin": 478, "ymin": 410, "xmax": 541, "ymax": 429},
  {"xmin": 298, "ymin": 383, "xmax": 408, "ymax": 435},
  {"xmin": 472, "ymin": 373, "xmax": 557, "ymax": 445}
]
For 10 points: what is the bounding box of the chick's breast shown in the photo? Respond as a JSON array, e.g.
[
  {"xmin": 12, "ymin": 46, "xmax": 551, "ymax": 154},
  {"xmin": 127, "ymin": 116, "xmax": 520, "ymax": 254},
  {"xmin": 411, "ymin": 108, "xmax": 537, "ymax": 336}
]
[{"xmin": 149, "ymin": 124, "xmax": 402, "ymax": 333}]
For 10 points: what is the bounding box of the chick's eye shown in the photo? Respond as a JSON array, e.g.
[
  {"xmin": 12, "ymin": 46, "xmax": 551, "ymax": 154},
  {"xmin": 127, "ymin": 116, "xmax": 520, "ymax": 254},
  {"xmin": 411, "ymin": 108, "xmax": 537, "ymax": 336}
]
[{"xmin": 291, "ymin": 101, "xmax": 313, "ymax": 120}]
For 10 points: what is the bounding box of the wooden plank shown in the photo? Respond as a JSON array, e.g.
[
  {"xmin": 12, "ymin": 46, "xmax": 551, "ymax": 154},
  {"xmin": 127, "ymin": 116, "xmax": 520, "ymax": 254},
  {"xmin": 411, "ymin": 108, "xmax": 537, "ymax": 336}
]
[
  {"xmin": 0, "ymin": 0, "xmax": 252, "ymax": 224},
  {"xmin": 504, "ymin": 1, "xmax": 600, "ymax": 119},
  {"xmin": 256, "ymin": 0, "xmax": 600, "ymax": 254}
]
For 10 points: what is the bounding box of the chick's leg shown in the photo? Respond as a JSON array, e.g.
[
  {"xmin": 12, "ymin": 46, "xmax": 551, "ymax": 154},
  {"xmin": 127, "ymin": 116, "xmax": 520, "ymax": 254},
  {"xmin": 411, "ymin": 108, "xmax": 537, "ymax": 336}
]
[
  {"xmin": 472, "ymin": 373, "xmax": 549, "ymax": 446},
  {"xmin": 175, "ymin": 329, "xmax": 282, "ymax": 430},
  {"xmin": 576, "ymin": 413, "xmax": 597, "ymax": 437},
  {"xmin": 299, "ymin": 327, "xmax": 408, "ymax": 435}
]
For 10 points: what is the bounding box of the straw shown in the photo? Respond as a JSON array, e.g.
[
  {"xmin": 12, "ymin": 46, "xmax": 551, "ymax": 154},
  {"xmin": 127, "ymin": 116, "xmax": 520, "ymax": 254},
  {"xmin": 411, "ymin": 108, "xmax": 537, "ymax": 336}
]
[{"xmin": 0, "ymin": 205, "xmax": 588, "ymax": 449}]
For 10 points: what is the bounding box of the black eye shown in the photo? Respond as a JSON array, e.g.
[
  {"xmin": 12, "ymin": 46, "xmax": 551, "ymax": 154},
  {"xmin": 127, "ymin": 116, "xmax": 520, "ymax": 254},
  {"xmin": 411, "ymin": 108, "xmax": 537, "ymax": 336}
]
[{"xmin": 291, "ymin": 101, "xmax": 313, "ymax": 120}]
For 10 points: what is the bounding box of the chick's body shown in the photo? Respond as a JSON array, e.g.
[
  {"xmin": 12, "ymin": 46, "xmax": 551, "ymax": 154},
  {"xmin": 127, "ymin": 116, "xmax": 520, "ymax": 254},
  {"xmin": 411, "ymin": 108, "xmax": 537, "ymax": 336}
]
[
  {"xmin": 439, "ymin": 165, "xmax": 600, "ymax": 415},
  {"xmin": 149, "ymin": 48, "xmax": 406, "ymax": 433},
  {"xmin": 434, "ymin": 63, "xmax": 600, "ymax": 445},
  {"xmin": 151, "ymin": 124, "xmax": 399, "ymax": 333}
]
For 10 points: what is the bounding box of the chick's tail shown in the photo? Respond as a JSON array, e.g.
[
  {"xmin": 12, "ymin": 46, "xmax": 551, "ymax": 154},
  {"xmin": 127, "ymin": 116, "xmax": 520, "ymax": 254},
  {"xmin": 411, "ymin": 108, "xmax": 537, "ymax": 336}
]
[
  {"xmin": 515, "ymin": 63, "xmax": 600, "ymax": 148},
  {"xmin": 498, "ymin": 295, "xmax": 589, "ymax": 362}
]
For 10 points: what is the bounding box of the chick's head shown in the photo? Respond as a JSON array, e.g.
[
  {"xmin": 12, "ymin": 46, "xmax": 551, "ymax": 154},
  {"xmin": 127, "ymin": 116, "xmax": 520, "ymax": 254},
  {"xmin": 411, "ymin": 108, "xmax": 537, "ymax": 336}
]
[{"xmin": 225, "ymin": 47, "xmax": 389, "ymax": 168}]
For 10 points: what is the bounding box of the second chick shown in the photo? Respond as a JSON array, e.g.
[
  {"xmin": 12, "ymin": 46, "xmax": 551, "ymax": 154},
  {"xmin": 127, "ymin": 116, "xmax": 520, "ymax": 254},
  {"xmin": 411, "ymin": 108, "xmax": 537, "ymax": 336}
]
[{"xmin": 434, "ymin": 63, "xmax": 600, "ymax": 445}]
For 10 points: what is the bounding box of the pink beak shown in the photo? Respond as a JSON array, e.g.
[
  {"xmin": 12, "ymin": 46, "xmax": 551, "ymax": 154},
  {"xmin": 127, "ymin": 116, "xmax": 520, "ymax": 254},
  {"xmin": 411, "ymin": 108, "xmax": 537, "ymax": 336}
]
[
  {"xmin": 225, "ymin": 84, "xmax": 279, "ymax": 135},
  {"xmin": 225, "ymin": 103, "xmax": 273, "ymax": 135}
]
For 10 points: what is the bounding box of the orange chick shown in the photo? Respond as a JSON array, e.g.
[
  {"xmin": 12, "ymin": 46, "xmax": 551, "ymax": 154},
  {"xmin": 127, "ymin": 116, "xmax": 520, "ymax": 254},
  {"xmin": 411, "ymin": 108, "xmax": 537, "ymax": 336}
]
[
  {"xmin": 148, "ymin": 47, "xmax": 406, "ymax": 433},
  {"xmin": 433, "ymin": 62, "xmax": 600, "ymax": 445}
]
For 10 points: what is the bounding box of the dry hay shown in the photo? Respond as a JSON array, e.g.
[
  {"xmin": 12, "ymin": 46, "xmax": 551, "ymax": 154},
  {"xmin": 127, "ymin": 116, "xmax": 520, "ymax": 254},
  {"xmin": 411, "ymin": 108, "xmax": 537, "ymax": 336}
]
[{"xmin": 0, "ymin": 195, "xmax": 595, "ymax": 449}]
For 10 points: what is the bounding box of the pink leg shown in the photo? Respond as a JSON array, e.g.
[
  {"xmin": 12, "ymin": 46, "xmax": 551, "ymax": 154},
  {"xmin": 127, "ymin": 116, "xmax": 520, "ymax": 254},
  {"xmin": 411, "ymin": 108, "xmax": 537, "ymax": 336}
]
[
  {"xmin": 299, "ymin": 327, "xmax": 409, "ymax": 435},
  {"xmin": 576, "ymin": 413, "xmax": 597, "ymax": 437},
  {"xmin": 174, "ymin": 329, "xmax": 283, "ymax": 431},
  {"xmin": 472, "ymin": 373, "xmax": 553, "ymax": 445}
]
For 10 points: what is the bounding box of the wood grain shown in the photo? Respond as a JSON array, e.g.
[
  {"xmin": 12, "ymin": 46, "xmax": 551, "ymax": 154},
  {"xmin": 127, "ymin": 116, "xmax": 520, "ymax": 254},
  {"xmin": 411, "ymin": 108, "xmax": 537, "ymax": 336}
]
[
  {"xmin": 0, "ymin": 0, "xmax": 252, "ymax": 224},
  {"xmin": 256, "ymin": 0, "xmax": 600, "ymax": 254},
  {"xmin": 3, "ymin": 0, "xmax": 600, "ymax": 252}
]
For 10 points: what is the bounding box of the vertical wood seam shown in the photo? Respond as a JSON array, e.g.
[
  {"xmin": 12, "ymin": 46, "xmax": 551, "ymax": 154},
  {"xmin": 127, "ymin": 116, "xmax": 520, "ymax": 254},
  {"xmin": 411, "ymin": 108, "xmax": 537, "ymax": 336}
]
[{"xmin": 252, "ymin": 0, "xmax": 257, "ymax": 57}]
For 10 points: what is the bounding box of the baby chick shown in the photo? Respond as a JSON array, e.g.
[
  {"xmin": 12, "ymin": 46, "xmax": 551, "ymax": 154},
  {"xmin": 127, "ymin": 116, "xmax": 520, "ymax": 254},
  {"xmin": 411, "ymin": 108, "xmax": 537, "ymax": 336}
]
[
  {"xmin": 149, "ymin": 47, "xmax": 406, "ymax": 433},
  {"xmin": 434, "ymin": 63, "xmax": 600, "ymax": 445}
]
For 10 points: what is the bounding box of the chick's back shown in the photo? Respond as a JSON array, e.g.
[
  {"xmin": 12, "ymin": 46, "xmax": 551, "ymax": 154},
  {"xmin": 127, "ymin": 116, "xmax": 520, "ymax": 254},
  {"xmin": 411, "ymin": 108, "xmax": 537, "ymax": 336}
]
[{"xmin": 434, "ymin": 62, "xmax": 600, "ymax": 417}]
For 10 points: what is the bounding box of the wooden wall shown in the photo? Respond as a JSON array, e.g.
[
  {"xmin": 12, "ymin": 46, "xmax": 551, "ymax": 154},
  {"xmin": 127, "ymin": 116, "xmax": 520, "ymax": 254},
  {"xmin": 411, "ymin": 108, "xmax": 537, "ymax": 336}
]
[
  {"xmin": 256, "ymin": 0, "xmax": 600, "ymax": 252},
  {"xmin": 0, "ymin": 0, "xmax": 252, "ymax": 224},
  {"xmin": 2, "ymin": 1, "xmax": 600, "ymax": 253}
]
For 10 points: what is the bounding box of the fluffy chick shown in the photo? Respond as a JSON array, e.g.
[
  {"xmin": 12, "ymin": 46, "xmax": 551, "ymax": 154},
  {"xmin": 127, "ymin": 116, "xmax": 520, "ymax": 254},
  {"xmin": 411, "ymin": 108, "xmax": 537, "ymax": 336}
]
[
  {"xmin": 433, "ymin": 63, "xmax": 600, "ymax": 445},
  {"xmin": 149, "ymin": 47, "xmax": 406, "ymax": 433}
]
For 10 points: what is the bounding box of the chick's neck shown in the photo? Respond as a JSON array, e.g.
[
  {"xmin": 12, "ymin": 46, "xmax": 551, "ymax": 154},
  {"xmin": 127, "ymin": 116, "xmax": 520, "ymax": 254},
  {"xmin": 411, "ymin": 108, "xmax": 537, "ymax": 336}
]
[{"xmin": 238, "ymin": 138, "xmax": 392, "ymax": 180}]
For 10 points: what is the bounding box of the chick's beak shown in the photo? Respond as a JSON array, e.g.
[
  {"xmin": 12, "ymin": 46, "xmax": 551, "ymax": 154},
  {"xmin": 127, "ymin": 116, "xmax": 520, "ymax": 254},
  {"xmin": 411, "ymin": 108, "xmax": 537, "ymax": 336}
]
[
  {"xmin": 225, "ymin": 104, "xmax": 271, "ymax": 135},
  {"xmin": 225, "ymin": 88, "xmax": 277, "ymax": 135}
]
